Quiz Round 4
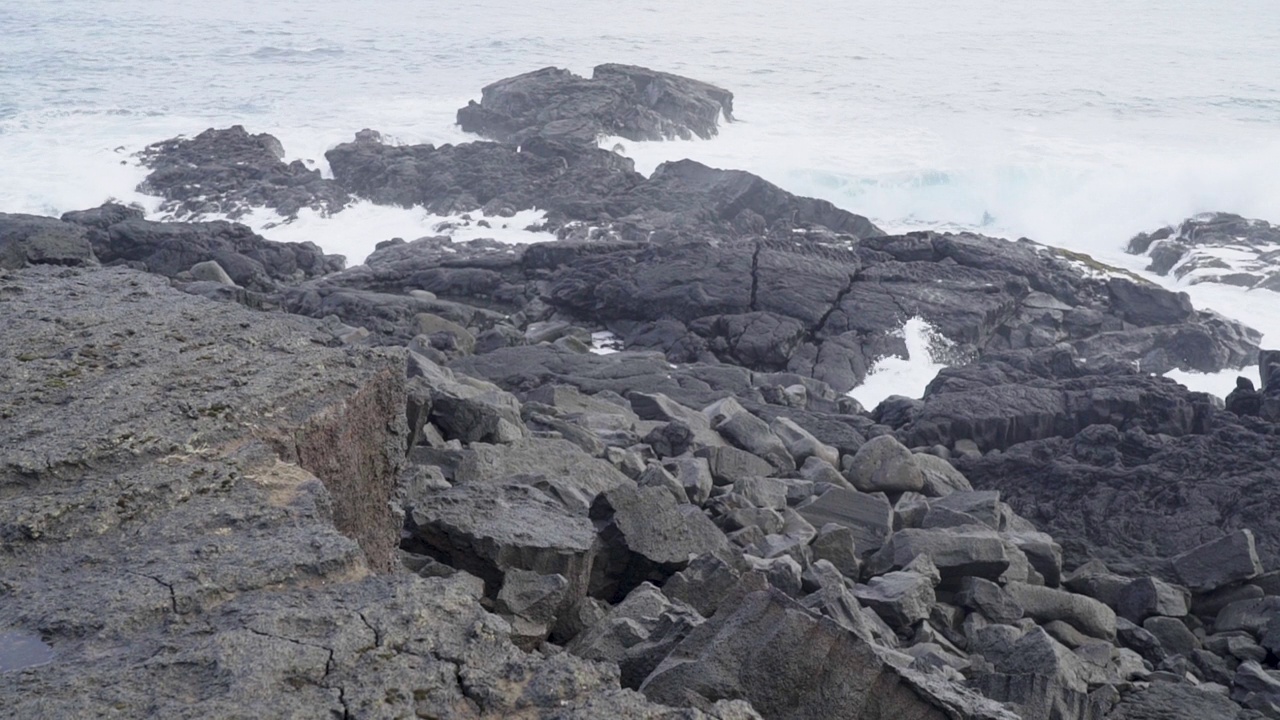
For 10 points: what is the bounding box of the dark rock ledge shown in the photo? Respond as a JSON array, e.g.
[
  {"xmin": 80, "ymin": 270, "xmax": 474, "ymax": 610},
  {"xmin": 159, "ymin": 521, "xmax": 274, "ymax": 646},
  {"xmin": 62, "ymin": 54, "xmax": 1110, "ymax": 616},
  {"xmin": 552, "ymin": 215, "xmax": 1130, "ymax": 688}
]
[{"xmin": 4, "ymin": 65, "xmax": 1280, "ymax": 720}]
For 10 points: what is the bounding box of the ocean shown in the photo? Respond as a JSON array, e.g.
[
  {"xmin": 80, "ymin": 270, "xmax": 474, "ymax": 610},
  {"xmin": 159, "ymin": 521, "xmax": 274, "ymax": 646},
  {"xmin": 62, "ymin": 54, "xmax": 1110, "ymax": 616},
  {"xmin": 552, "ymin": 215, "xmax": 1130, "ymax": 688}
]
[{"xmin": 4, "ymin": 0, "xmax": 1279, "ymax": 402}]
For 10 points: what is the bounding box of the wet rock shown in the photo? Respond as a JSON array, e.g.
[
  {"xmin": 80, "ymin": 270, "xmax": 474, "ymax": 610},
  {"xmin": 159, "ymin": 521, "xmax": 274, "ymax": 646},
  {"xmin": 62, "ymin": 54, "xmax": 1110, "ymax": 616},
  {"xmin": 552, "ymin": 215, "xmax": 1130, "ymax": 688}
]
[
  {"xmin": 457, "ymin": 64, "xmax": 735, "ymax": 145},
  {"xmin": 137, "ymin": 125, "xmax": 350, "ymax": 220}
]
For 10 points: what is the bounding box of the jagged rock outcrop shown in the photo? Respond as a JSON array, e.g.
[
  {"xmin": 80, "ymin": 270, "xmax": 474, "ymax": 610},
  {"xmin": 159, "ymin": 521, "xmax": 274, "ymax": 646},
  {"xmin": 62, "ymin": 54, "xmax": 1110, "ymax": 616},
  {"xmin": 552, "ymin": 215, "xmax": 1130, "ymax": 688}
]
[
  {"xmin": 137, "ymin": 125, "xmax": 351, "ymax": 220},
  {"xmin": 456, "ymin": 64, "xmax": 735, "ymax": 145},
  {"xmin": 1128, "ymin": 211, "xmax": 1280, "ymax": 292}
]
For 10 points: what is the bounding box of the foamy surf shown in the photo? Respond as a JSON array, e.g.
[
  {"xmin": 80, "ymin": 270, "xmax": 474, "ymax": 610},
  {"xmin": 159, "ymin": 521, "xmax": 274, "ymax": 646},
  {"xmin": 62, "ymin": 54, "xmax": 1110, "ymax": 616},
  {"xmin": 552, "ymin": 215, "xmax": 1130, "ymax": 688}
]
[
  {"xmin": 846, "ymin": 317, "xmax": 957, "ymax": 410},
  {"xmin": 236, "ymin": 204, "xmax": 555, "ymax": 266}
]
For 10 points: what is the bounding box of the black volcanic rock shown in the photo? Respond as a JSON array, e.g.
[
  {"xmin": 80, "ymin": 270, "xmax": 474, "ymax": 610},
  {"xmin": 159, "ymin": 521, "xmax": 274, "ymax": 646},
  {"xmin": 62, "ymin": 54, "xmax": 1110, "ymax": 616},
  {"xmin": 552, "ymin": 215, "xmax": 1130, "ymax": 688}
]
[
  {"xmin": 58, "ymin": 209, "xmax": 344, "ymax": 291},
  {"xmin": 457, "ymin": 64, "xmax": 734, "ymax": 146},
  {"xmin": 894, "ymin": 351, "xmax": 1216, "ymax": 452},
  {"xmin": 137, "ymin": 125, "xmax": 350, "ymax": 220},
  {"xmin": 325, "ymin": 132, "xmax": 642, "ymax": 219},
  {"xmin": 0, "ymin": 212, "xmax": 98, "ymax": 269}
]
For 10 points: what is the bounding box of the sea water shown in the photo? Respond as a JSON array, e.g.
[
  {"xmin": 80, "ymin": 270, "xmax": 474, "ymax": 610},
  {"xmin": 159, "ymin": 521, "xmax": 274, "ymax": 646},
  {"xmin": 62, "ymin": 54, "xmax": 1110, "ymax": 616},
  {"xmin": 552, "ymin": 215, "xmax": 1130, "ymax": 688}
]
[{"xmin": 4, "ymin": 0, "xmax": 1279, "ymax": 404}]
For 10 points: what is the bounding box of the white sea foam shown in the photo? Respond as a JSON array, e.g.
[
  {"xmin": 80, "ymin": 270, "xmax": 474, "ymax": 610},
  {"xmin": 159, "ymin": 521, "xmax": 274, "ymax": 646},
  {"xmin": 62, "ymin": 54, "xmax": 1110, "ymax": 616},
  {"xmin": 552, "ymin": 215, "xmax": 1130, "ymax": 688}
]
[
  {"xmin": 238, "ymin": 204, "xmax": 553, "ymax": 266},
  {"xmin": 846, "ymin": 317, "xmax": 955, "ymax": 410}
]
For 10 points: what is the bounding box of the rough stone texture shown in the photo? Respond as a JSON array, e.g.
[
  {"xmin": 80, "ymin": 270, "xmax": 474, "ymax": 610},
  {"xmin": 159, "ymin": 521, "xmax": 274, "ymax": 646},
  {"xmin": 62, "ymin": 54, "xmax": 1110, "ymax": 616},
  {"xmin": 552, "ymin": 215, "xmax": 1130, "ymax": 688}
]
[
  {"xmin": 1116, "ymin": 577, "xmax": 1191, "ymax": 624},
  {"xmin": 457, "ymin": 64, "xmax": 736, "ymax": 145},
  {"xmin": 591, "ymin": 484, "xmax": 737, "ymax": 602},
  {"xmin": 969, "ymin": 625, "xmax": 1113, "ymax": 720},
  {"xmin": 0, "ymin": 212, "xmax": 98, "ymax": 269},
  {"xmin": 1107, "ymin": 682, "xmax": 1262, "ymax": 719},
  {"xmin": 796, "ymin": 487, "xmax": 894, "ymax": 556},
  {"xmin": 1173, "ymin": 530, "xmax": 1265, "ymax": 592},
  {"xmin": 1004, "ymin": 583, "xmax": 1118, "ymax": 641},
  {"xmin": 641, "ymin": 581, "xmax": 1021, "ymax": 720},
  {"xmin": 137, "ymin": 125, "xmax": 351, "ymax": 220},
  {"xmin": 845, "ymin": 435, "xmax": 926, "ymax": 494}
]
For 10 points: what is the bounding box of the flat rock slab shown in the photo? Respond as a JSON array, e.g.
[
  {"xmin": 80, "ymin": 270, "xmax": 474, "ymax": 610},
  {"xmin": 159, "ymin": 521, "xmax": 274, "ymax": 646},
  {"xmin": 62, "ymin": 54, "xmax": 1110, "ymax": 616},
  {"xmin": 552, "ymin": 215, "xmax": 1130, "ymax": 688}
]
[
  {"xmin": 0, "ymin": 266, "xmax": 720, "ymax": 719},
  {"xmin": 796, "ymin": 487, "xmax": 894, "ymax": 556}
]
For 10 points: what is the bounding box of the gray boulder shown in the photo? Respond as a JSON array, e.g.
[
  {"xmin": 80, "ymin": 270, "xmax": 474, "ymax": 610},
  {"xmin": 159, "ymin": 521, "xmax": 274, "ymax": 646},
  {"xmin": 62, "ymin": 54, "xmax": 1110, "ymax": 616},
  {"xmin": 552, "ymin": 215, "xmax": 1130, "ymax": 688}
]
[
  {"xmin": 590, "ymin": 484, "xmax": 736, "ymax": 602},
  {"xmin": 869, "ymin": 527, "xmax": 1016, "ymax": 589},
  {"xmin": 1173, "ymin": 529, "xmax": 1265, "ymax": 593},
  {"xmin": 854, "ymin": 567, "xmax": 938, "ymax": 630},
  {"xmin": 957, "ymin": 577, "xmax": 1025, "ymax": 625},
  {"xmin": 915, "ymin": 452, "xmax": 974, "ymax": 497},
  {"xmin": 568, "ymin": 582, "xmax": 705, "ymax": 689},
  {"xmin": 0, "ymin": 213, "xmax": 98, "ymax": 269},
  {"xmin": 845, "ymin": 434, "xmax": 926, "ymax": 494},
  {"xmin": 796, "ymin": 487, "xmax": 894, "ymax": 557},
  {"xmin": 641, "ymin": 580, "xmax": 1020, "ymax": 719},
  {"xmin": 1117, "ymin": 577, "xmax": 1191, "ymax": 624},
  {"xmin": 1004, "ymin": 582, "xmax": 1118, "ymax": 640}
]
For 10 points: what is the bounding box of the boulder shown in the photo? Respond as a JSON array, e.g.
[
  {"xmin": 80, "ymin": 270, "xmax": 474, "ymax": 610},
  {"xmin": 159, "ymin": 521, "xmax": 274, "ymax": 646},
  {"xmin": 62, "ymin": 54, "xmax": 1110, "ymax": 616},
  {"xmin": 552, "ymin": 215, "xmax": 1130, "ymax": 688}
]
[
  {"xmin": 407, "ymin": 481, "xmax": 597, "ymax": 599},
  {"xmin": 968, "ymin": 626, "xmax": 1111, "ymax": 720},
  {"xmin": 854, "ymin": 567, "xmax": 937, "ymax": 630},
  {"xmin": 1004, "ymin": 582, "xmax": 1117, "ymax": 640},
  {"xmin": 957, "ymin": 577, "xmax": 1025, "ymax": 625},
  {"xmin": 796, "ymin": 487, "xmax": 894, "ymax": 556},
  {"xmin": 0, "ymin": 213, "xmax": 98, "ymax": 269},
  {"xmin": 809, "ymin": 524, "xmax": 863, "ymax": 580},
  {"xmin": 568, "ymin": 582, "xmax": 705, "ymax": 689},
  {"xmin": 844, "ymin": 435, "xmax": 926, "ymax": 494},
  {"xmin": 1173, "ymin": 530, "xmax": 1265, "ymax": 592},
  {"xmin": 640, "ymin": 581, "xmax": 1020, "ymax": 719},
  {"xmin": 1116, "ymin": 577, "xmax": 1191, "ymax": 624},
  {"xmin": 590, "ymin": 484, "xmax": 736, "ymax": 602},
  {"xmin": 869, "ymin": 527, "xmax": 1015, "ymax": 589},
  {"xmin": 456, "ymin": 64, "xmax": 735, "ymax": 145}
]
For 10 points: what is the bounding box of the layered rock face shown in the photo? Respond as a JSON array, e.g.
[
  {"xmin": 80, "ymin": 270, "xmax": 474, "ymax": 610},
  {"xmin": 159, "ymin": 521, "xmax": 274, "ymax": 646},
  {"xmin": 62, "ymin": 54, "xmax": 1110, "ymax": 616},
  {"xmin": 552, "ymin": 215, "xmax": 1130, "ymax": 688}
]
[{"xmin": 6, "ymin": 65, "xmax": 1280, "ymax": 720}]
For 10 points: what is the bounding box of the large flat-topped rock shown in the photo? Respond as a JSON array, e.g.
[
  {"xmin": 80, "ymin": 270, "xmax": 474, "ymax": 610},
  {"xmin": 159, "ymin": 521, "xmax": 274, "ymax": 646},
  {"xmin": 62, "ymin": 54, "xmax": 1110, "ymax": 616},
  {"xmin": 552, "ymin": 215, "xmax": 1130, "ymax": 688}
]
[
  {"xmin": 0, "ymin": 266, "xmax": 717, "ymax": 718},
  {"xmin": 0, "ymin": 265, "xmax": 406, "ymax": 568}
]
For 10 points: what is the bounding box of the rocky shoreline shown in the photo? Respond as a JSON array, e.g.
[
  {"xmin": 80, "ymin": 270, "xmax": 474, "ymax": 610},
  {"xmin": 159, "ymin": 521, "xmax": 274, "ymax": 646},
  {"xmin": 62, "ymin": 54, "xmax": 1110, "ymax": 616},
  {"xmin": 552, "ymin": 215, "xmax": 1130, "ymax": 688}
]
[{"xmin": 4, "ymin": 65, "xmax": 1280, "ymax": 719}]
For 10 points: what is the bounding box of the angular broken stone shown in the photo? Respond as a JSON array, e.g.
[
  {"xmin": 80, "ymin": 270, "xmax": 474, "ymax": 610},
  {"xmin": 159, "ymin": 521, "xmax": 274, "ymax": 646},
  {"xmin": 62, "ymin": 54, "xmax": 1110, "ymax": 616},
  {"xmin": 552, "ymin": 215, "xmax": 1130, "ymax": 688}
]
[
  {"xmin": 795, "ymin": 487, "xmax": 893, "ymax": 556},
  {"xmin": 854, "ymin": 568, "xmax": 936, "ymax": 631},
  {"xmin": 695, "ymin": 445, "xmax": 775, "ymax": 485},
  {"xmin": 956, "ymin": 576, "xmax": 1024, "ymax": 625},
  {"xmin": 641, "ymin": 581, "xmax": 1020, "ymax": 720},
  {"xmin": 1117, "ymin": 577, "xmax": 1191, "ymax": 624},
  {"xmin": 913, "ymin": 452, "xmax": 974, "ymax": 497},
  {"xmin": 589, "ymin": 484, "xmax": 736, "ymax": 602},
  {"xmin": 809, "ymin": 524, "xmax": 862, "ymax": 580},
  {"xmin": 1172, "ymin": 529, "xmax": 1264, "ymax": 593},
  {"xmin": 869, "ymin": 527, "xmax": 1014, "ymax": 589}
]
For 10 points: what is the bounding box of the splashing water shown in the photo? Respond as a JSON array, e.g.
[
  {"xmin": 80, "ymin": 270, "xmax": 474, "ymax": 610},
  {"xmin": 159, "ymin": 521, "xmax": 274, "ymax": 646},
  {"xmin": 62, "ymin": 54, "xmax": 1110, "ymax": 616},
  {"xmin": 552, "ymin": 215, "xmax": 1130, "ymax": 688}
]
[{"xmin": 846, "ymin": 317, "xmax": 957, "ymax": 409}]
